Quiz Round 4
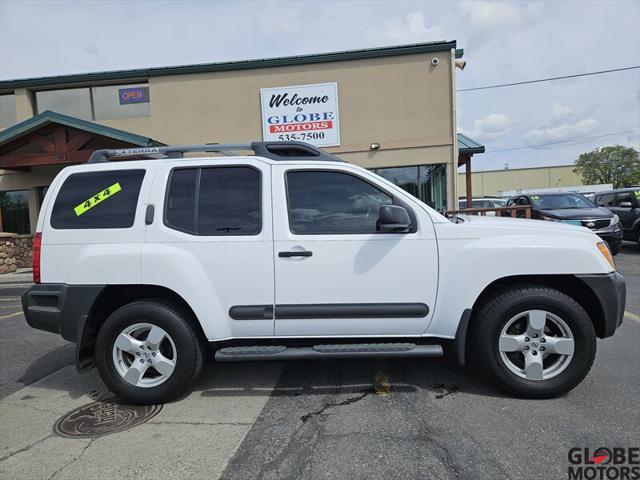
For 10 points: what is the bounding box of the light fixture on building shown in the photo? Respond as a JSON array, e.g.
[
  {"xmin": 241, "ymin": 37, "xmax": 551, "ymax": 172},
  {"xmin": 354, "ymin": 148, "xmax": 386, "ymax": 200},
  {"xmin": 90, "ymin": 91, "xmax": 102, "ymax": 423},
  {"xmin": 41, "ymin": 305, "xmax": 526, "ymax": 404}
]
[
  {"xmin": 370, "ymin": 143, "xmax": 380, "ymax": 150},
  {"xmin": 455, "ymin": 60, "xmax": 467, "ymax": 70}
]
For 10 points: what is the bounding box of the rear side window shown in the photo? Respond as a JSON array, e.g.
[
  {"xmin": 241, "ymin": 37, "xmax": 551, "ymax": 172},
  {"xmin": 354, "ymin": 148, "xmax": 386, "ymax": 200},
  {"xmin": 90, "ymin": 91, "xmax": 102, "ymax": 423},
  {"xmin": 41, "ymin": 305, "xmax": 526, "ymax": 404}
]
[
  {"xmin": 597, "ymin": 193, "xmax": 615, "ymax": 206},
  {"xmin": 165, "ymin": 167, "xmax": 261, "ymax": 235},
  {"xmin": 615, "ymin": 192, "xmax": 636, "ymax": 206},
  {"xmin": 51, "ymin": 169, "xmax": 145, "ymax": 229}
]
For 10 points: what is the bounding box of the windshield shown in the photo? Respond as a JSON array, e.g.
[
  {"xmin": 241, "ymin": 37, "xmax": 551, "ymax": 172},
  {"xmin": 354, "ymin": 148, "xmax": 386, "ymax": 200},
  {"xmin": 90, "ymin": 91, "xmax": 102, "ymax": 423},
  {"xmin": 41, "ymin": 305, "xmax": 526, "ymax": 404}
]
[{"xmin": 531, "ymin": 193, "xmax": 595, "ymax": 209}]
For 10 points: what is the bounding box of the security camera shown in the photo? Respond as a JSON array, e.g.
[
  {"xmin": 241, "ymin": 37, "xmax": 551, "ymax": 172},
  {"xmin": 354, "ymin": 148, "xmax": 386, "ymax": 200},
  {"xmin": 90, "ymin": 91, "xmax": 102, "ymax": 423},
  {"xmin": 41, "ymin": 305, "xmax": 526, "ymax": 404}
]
[{"xmin": 431, "ymin": 57, "xmax": 440, "ymax": 66}]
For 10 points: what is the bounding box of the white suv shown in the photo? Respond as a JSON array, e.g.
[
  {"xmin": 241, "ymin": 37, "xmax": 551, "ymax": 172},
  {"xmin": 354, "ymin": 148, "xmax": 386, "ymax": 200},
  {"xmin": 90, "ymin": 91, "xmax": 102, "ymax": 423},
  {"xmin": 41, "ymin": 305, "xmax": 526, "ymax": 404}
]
[{"xmin": 22, "ymin": 142, "xmax": 626, "ymax": 404}]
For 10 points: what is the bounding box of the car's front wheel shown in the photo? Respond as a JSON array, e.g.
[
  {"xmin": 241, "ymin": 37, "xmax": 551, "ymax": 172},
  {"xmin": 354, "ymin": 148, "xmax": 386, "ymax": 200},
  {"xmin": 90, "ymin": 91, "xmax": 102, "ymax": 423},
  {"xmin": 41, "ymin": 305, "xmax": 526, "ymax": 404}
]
[
  {"xmin": 96, "ymin": 300, "xmax": 205, "ymax": 404},
  {"xmin": 470, "ymin": 285, "xmax": 596, "ymax": 398}
]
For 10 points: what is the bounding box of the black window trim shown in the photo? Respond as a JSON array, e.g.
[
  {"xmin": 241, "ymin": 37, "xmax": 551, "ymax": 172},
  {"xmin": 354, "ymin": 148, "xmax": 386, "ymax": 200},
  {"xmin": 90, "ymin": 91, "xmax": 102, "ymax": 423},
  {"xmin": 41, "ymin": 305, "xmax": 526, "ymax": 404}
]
[
  {"xmin": 163, "ymin": 164, "xmax": 263, "ymax": 237},
  {"xmin": 49, "ymin": 168, "xmax": 146, "ymax": 230},
  {"xmin": 284, "ymin": 168, "xmax": 418, "ymax": 236}
]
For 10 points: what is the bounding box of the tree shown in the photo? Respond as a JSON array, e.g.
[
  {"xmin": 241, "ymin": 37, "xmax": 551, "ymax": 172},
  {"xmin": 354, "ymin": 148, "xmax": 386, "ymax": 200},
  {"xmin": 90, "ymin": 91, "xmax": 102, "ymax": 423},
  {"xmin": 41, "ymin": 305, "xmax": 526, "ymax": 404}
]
[{"xmin": 574, "ymin": 145, "xmax": 640, "ymax": 188}]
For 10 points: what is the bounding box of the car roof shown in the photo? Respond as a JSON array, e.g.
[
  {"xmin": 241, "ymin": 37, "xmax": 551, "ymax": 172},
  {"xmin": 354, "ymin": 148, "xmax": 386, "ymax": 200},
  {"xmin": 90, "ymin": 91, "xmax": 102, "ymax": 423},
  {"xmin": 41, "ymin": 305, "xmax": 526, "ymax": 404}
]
[{"xmin": 595, "ymin": 187, "xmax": 640, "ymax": 195}]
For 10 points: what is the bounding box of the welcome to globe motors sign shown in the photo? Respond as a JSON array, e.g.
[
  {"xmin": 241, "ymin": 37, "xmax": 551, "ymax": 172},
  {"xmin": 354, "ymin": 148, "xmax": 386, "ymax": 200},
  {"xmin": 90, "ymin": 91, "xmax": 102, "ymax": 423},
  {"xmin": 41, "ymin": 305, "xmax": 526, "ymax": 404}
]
[{"xmin": 260, "ymin": 82, "xmax": 340, "ymax": 147}]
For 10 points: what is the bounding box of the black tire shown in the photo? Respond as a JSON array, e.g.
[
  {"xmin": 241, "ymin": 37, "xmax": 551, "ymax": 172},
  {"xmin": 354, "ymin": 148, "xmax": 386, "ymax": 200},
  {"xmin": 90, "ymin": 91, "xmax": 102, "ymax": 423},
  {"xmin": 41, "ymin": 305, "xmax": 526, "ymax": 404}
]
[
  {"xmin": 96, "ymin": 299, "xmax": 205, "ymax": 404},
  {"xmin": 470, "ymin": 285, "xmax": 596, "ymax": 398}
]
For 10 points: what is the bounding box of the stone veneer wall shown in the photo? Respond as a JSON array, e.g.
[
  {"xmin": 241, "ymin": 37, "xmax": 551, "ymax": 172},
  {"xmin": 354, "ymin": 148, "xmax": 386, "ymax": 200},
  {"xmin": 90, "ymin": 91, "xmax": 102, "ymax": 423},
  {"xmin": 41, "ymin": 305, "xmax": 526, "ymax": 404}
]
[{"xmin": 0, "ymin": 233, "xmax": 33, "ymax": 274}]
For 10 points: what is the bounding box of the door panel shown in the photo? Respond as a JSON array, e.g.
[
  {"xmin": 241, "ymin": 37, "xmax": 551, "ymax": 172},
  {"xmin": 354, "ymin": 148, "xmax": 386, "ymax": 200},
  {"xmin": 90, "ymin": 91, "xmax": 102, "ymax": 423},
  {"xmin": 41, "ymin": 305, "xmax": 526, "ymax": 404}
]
[
  {"xmin": 272, "ymin": 165, "xmax": 438, "ymax": 337},
  {"xmin": 143, "ymin": 160, "xmax": 275, "ymax": 340}
]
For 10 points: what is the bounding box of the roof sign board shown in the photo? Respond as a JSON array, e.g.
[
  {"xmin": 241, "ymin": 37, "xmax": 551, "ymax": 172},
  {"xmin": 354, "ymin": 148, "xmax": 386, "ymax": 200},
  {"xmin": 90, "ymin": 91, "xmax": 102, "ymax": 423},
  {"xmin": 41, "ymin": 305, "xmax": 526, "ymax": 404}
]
[{"xmin": 260, "ymin": 82, "xmax": 340, "ymax": 147}]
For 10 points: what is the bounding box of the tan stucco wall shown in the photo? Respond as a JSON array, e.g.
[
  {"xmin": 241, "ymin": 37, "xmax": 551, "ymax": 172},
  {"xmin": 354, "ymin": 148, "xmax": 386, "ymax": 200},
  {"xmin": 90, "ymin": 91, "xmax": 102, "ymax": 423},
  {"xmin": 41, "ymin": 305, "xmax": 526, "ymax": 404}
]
[
  {"xmin": 458, "ymin": 165, "xmax": 583, "ymax": 197},
  {"xmin": 5, "ymin": 50, "xmax": 458, "ymax": 216},
  {"xmin": 14, "ymin": 88, "xmax": 35, "ymax": 121}
]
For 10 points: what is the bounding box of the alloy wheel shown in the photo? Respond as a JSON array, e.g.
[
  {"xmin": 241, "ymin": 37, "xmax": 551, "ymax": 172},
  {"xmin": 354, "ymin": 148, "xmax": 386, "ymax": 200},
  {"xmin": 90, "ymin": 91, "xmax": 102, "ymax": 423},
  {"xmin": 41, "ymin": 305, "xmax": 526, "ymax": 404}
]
[
  {"xmin": 498, "ymin": 310, "xmax": 575, "ymax": 381},
  {"xmin": 112, "ymin": 323, "xmax": 177, "ymax": 388}
]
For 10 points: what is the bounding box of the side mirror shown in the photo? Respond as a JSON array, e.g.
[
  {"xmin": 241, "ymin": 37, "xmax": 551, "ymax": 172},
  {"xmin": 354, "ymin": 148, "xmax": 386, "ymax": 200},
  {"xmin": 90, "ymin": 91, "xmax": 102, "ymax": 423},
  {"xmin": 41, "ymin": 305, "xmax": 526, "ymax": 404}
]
[
  {"xmin": 618, "ymin": 201, "xmax": 633, "ymax": 208},
  {"xmin": 596, "ymin": 202, "xmax": 605, "ymax": 207},
  {"xmin": 377, "ymin": 205, "xmax": 411, "ymax": 232}
]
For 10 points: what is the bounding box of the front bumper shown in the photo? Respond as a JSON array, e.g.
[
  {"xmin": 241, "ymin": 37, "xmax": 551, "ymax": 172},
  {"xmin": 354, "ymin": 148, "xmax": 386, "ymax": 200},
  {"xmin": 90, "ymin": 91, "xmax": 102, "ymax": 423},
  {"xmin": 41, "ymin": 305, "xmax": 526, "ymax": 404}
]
[
  {"xmin": 22, "ymin": 284, "xmax": 105, "ymax": 343},
  {"xmin": 576, "ymin": 272, "xmax": 626, "ymax": 338},
  {"xmin": 594, "ymin": 228, "xmax": 623, "ymax": 249}
]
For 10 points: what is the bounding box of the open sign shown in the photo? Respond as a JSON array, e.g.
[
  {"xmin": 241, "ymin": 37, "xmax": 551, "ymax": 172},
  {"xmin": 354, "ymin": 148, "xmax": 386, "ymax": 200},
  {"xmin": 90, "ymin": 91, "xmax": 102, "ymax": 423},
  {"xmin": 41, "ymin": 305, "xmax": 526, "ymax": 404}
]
[{"xmin": 118, "ymin": 87, "xmax": 150, "ymax": 105}]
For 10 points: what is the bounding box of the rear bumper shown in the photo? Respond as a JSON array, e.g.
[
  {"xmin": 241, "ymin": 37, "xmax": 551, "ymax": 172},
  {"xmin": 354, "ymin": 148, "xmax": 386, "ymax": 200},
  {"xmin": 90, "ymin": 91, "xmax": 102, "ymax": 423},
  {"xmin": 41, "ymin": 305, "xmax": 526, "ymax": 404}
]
[
  {"xmin": 576, "ymin": 272, "xmax": 626, "ymax": 338},
  {"xmin": 21, "ymin": 284, "xmax": 105, "ymax": 343}
]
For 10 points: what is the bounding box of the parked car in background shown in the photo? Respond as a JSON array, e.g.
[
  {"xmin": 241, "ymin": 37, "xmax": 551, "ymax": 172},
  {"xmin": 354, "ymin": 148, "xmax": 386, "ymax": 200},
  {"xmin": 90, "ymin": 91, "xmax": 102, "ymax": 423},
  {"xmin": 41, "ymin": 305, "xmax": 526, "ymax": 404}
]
[
  {"xmin": 459, "ymin": 197, "xmax": 507, "ymax": 209},
  {"xmin": 594, "ymin": 187, "xmax": 640, "ymax": 249},
  {"xmin": 506, "ymin": 193, "xmax": 623, "ymax": 254},
  {"xmin": 458, "ymin": 197, "xmax": 507, "ymax": 216}
]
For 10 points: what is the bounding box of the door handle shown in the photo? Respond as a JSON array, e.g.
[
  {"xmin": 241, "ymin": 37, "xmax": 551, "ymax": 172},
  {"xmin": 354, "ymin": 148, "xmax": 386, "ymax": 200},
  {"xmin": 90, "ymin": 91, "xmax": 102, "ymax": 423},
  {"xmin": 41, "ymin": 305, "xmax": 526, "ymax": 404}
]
[{"xmin": 278, "ymin": 250, "xmax": 313, "ymax": 258}]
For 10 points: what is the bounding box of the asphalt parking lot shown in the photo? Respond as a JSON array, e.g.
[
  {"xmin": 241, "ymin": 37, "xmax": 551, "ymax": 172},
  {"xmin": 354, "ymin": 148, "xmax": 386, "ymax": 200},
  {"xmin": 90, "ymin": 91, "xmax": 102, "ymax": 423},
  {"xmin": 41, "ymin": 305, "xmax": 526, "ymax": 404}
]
[{"xmin": 0, "ymin": 243, "xmax": 638, "ymax": 480}]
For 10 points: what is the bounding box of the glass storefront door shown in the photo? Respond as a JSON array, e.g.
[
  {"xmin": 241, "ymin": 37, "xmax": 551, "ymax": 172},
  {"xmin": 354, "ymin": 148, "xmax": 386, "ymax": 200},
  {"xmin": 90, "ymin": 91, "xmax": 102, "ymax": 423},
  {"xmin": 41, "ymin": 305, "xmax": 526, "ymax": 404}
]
[{"xmin": 372, "ymin": 164, "xmax": 447, "ymax": 211}]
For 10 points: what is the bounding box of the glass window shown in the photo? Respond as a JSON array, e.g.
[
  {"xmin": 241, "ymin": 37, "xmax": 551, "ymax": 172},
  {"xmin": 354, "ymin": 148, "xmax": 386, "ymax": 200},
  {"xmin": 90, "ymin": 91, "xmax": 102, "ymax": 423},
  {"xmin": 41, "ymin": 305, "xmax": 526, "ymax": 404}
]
[
  {"xmin": 165, "ymin": 167, "xmax": 261, "ymax": 236},
  {"xmin": 287, "ymin": 170, "xmax": 393, "ymax": 234},
  {"xmin": 93, "ymin": 84, "xmax": 150, "ymax": 120},
  {"xmin": 198, "ymin": 168, "xmax": 261, "ymax": 235},
  {"xmin": 596, "ymin": 193, "xmax": 615, "ymax": 206},
  {"xmin": 165, "ymin": 168, "xmax": 198, "ymax": 234},
  {"xmin": 372, "ymin": 164, "xmax": 447, "ymax": 211},
  {"xmin": 36, "ymin": 88, "xmax": 92, "ymax": 120},
  {"xmin": 0, "ymin": 94, "xmax": 17, "ymax": 128},
  {"xmin": 51, "ymin": 170, "xmax": 145, "ymax": 229},
  {"xmin": 0, "ymin": 190, "xmax": 30, "ymax": 234},
  {"xmin": 472, "ymin": 200, "xmax": 491, "ymax": 208},
  {"xmin": 531, "ymin": 194, "xmax": 594, "ymax": 209},
  {"xmin": 615, "ymin": 192, "xmax": 636, "ymax": 206},
  {"xmin": 374, "ymin": 166, "xmax": 418, "ymax": 198}
]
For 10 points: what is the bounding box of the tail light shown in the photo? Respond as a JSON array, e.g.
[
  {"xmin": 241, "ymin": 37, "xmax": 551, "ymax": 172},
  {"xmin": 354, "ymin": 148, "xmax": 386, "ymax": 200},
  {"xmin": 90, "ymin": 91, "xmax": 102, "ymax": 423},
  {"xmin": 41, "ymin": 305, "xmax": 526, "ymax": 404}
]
[{"xmin": 32, "ymin": 232, "xmax": 42, "ymax": 284}]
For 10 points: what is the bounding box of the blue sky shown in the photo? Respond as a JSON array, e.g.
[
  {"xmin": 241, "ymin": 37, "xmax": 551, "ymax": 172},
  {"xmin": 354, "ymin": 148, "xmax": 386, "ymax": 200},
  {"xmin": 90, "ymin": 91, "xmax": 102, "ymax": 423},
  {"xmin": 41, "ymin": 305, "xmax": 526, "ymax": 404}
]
[{"xmin": 1, "ymin": 0, "xmax": 638, "ymax": 171}]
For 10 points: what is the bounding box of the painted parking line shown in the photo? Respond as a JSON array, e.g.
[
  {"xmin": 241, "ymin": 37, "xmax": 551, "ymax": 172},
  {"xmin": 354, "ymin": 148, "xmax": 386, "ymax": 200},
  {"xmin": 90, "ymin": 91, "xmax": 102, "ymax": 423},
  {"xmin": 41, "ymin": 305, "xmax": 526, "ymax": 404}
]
[
  {"xmin": 624, "ymin": 311, "xmax": 640, "ymax": 323},
  {"xmin": 374, "ymin": 360, "xmax": 391, "ymax": 396},
  {"xmin": 0, "ymin": 298, "xmax": 20, "ymax": 301},
  {"xmin": 0, "ymin": 311, "xmax": 22, "ymax": 320}
]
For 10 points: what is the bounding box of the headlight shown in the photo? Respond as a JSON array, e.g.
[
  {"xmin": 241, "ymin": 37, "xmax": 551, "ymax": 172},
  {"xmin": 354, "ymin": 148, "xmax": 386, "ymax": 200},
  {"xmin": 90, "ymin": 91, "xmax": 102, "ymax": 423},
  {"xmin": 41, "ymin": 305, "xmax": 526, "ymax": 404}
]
[
  {"xmin": 541, "ymin": 215, "xmax": 560, "ymax": 222},
  {"xmin": 597, "ymin": 242, "xmax": 616, "ymax": 271},
  {"xmin": 611, "ymin": 214, "xmax": 620, "ymax": 226}
]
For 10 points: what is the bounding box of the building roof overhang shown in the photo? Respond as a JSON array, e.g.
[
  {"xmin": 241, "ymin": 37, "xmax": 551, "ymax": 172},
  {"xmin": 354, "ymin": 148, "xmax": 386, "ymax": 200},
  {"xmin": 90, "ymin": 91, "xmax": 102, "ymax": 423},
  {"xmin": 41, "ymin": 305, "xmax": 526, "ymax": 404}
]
[
  {"xmin": 0, "ymin": 41, "xmax": 459, "ymax": 93},
  {"xmin": 0, "ymin": 111, "xmax": 164, "ymax": 170},
  {"xmin": 457, "ymin": 133, "xmax": 486, "ymax": 155},
  {"xmin": 0, "ymin": 110, "xmax": 163, "ymax": 148}
]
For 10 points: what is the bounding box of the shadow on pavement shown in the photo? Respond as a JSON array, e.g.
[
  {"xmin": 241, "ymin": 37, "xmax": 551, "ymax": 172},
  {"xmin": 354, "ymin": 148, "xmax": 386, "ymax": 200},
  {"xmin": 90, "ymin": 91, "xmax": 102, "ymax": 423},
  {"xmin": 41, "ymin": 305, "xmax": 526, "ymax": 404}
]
[{"xmin": 196, "ymin": 357, "xmax": 511, "ymax": 401}]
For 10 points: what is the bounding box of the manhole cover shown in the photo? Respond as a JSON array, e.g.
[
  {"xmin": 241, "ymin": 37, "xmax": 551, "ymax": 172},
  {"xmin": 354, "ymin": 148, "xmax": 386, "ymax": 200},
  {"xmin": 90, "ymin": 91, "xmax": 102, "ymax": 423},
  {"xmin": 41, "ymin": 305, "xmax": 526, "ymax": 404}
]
[{"xmin": 53, "ymin": 397, "xmax": 162, "ymax": 438}]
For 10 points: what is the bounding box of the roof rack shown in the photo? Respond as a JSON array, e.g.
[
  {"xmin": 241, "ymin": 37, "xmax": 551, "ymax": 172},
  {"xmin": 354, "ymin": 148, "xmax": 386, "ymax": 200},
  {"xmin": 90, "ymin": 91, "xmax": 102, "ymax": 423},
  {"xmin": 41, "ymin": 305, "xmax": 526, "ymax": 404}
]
[{"xmin": 88, "ymin": 141, "xmax": 345, "ymax": 163}]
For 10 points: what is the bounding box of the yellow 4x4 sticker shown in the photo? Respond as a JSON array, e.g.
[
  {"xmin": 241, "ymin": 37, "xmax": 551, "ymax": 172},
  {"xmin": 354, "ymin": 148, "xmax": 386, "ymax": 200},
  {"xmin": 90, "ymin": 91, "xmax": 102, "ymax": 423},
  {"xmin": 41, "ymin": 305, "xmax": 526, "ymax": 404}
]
[{"xmin": 74, "ymin": 183, "xmax": 122, "ymax": 216}]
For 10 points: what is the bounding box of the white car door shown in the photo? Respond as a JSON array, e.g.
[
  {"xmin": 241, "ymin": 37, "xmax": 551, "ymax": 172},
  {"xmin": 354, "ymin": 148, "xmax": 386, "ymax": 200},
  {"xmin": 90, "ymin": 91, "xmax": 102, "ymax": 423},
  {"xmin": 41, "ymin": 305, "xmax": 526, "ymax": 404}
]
[
  {"xmin": 271, "ymin": 164, "xmax": 438, "ymax": 337},
  {"xmin": 143, "ymin": 159, "xmax": 275, "ymax": 340}
]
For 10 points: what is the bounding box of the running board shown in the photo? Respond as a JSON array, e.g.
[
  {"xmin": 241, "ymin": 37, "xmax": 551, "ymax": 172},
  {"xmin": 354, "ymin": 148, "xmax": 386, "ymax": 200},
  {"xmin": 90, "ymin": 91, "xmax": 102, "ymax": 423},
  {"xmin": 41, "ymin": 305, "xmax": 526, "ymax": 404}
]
[{"xmin": 214, "ymin": 343, "xmax": 443, "ymax": 362}]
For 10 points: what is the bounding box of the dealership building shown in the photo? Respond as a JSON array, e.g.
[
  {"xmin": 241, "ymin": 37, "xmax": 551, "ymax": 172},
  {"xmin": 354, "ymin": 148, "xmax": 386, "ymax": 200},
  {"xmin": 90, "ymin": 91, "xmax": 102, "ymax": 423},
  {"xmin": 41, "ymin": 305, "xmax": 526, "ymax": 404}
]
[{"xmin": 0, "ymin": 40, "xmax": 486, "ymax": 235}]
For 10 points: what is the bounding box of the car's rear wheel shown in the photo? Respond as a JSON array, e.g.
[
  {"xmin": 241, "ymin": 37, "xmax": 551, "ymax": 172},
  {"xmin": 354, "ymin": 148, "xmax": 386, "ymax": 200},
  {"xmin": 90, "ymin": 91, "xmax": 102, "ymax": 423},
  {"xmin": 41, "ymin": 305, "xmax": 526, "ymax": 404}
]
[
  {"xmin": 470, "ymin": 285, "xmax": 596, "ymax": 398},
  {"xmin": 96, "ymin": 300, "xmax": 205, "ymax": 404}
]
